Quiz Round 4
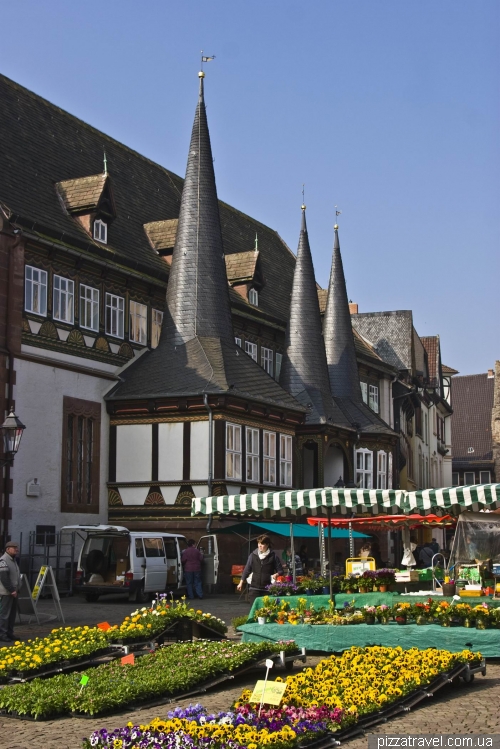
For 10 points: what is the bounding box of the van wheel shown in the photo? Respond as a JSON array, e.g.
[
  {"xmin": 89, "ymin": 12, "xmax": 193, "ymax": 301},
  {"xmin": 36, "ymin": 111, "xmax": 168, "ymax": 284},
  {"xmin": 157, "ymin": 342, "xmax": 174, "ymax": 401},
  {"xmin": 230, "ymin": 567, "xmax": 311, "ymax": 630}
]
[{"xmin": 85, "ymin": 593, "xmax": 99, "ymax": 603}]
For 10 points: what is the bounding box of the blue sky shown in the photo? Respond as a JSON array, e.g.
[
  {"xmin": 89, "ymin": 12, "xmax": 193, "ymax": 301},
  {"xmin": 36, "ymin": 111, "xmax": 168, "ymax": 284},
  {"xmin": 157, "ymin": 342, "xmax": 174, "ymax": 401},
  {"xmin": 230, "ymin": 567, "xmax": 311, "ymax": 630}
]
[{"xmin": 1, "ymin": 1, "xmax": 498, "ymax": 375}]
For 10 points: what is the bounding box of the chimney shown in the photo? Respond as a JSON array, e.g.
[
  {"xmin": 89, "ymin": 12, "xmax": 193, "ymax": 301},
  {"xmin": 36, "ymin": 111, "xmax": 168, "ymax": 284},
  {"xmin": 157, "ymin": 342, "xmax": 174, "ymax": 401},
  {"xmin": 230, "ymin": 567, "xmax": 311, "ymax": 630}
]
[
  {"xmin": 349, "ymin": 302, "xmax": 358, "ymax": 314},
  {"xmin": 488, "ymin": 369, "xmax": 494, "ymax": 378}
]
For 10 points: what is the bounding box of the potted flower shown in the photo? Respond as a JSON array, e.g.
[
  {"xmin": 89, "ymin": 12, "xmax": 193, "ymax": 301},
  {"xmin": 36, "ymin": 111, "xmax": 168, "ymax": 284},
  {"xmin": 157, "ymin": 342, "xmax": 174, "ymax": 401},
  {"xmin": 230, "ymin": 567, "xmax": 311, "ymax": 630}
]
[
  {"xmin": 375, "ymin": 569, "xmax": 396, "ymax": 592},
  {"xmin": 473, "ymin": 603, "xmax": 492, "ymax": 630},
  {"xmin": 363, "ymin": 605, "xmax": 377, "ymax": 624},
  {"xmin": 411, "ymin": 601, "xmax": 431, "ymax": 625},
  {"xmin": 392, "ymin": 602, "xmax": 411, "ymax": 624},
  {"xmin": 343, "ymin": 574, "xmax": 359, "ymax": 594},
  {"xmin": 434, "ymin": 601, "xmax": 453, "ymax": 627},
  {"xmin": 359, "ymin": 570, "xmax": 375, "ymax": 594},
  {"xmin": 266, "ymin": 577, "xmax": 299, "ymax": 596},
  {"xmin": 254, "ymin": 596, "xmax": 277, "ymax": 624},
  {"xmin": 376, "ymin": 604, "xmax": 391, "ymax": 624}
]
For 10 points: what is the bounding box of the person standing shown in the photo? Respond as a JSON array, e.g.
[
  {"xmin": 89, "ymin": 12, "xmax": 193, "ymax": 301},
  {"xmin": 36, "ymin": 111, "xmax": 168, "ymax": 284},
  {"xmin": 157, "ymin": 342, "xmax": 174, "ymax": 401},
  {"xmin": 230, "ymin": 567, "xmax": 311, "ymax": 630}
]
[
  {"xmin": 0, "ymin": 541, "xmax": 21, "ymax": 642},
  {"xmin": 237, "ymin": 535, "xmax": 283, "ymax": 603},
  {"xmin": 181, "ymin": 539, "xmax": 204, "ymax": 600}
]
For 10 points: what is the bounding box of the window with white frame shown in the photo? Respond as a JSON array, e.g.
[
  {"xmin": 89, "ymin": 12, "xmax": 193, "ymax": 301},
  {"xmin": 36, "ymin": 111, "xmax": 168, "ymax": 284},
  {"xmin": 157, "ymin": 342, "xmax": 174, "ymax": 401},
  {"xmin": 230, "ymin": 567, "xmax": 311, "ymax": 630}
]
[
  {"xmin": 93, "ymin": 219, "xmax": 107, "ymax": 244},
  {"xmin": 105, "ymin": 293, "xmax": 124, "ymax": 338},
  {"xmin": 424, "ymin": 412, "xmax": 428, "ymax": 445},
  {"xmin": 263, "ymin": 431, "xmax": 276, "ymax": 485},
  {"xmin": 25, "ymin": 265, "xmax": 47, "ymax": 316},
  {"xmin": 80, "ymin": 284, "xmax": 99, "ymax": 331},
  {"xmin": 377, "ymin": 451, "xmax": 387, "ymax": 489},
  {"xmin": 464, "ymin": 471, "xmax": 475, "ymax": 485},
  {"xmin": 368, "ymin": 384, "xmax": 379, "ymax": 413},
  {"xmin": 356, "ymin": 448, "xmax": 373, "ymax": 488},
  {"xmin": 53, "ymin": 275, "xmax": 74, "ymax": 323},
  {"xmin": 151, "ymin": 309, "xmax": 163, "ymax": 348},
  {"xmin": 360, "ymin": 382, "xmax": 368, "ymax": 404},
  {"xmin": 249, "ymin": 288, "xmax": 258, "ymax": 306},
  {"xmin": 245, "ymin": 341, "xmax": 257, "ymax": 362},
  {"xmin": 280, "ymin": 434, "xmax": 293, "ymax": 487},
  {"xmin": 480, "ymin": 471, "xmax": 491, "ymax": 484},
  {"xmin": 246, "ymin": 427, "xmax": 259, "ymax": 483},
  {"xmin": 235, "ymin": 336, "xmax": 242, "ymax": 348},
  {"xmin": 130, "ymin": 300, "xmax": 147, "ymax": 345},
  {"xmin": 275, "ymin": 352, "xmax": 282, "ymax": 381},
  {"xmin": 261, "ymin": 347, "xmax": 273, "ymax": 376},
  {"xmin": 226, "ymin": 423, "xmax": 242, "ymax": 481}
]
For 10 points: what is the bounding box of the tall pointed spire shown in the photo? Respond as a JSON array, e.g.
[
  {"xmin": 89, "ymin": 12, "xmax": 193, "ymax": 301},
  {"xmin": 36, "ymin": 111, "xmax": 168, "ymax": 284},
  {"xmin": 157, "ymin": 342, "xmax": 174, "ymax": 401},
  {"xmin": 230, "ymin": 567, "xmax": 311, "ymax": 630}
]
[
  {"xmin": 324, "ymin": 224, "xmax": 363, "ymax": 401},
  {"xmin": 280, "ymin": 205, "xmax": 340, "ymax": 424},
  {"xmin": 163, "ymin": 70, "xmax": 234, "ymax": 348}
]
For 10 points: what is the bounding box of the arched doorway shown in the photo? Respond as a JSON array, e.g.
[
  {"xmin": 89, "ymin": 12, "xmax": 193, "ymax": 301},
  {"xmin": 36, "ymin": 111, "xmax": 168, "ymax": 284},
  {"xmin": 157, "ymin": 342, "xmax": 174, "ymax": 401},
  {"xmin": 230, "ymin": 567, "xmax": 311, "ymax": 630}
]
[{"xmin": 324, "ymin": 443, "xmax": 345, "ymax": 487}]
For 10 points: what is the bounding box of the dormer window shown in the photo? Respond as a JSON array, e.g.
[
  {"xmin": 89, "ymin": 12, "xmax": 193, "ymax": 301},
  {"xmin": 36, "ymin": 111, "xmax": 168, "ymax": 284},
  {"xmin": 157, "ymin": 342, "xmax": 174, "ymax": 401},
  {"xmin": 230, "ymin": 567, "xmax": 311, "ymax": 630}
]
[
  {"xmin": 93, "ymin": 219, "xmax": 107, "ymax": 244},
  {"xmin": 249, "ymin": 287, "xmax": 258, "ymax": 306}
]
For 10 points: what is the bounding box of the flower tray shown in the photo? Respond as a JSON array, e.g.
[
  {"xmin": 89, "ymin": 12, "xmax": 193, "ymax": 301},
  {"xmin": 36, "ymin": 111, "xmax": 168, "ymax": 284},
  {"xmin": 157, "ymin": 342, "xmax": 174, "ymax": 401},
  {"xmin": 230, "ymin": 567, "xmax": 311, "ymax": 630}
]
[
  {"xmin": 9, "ymin": 647, "xmax": 116, "ymax": 683},
  {"xmin": 70, "ymin": 649, "xmax": 289, "ymax": 719},
  {"xmin": 329, "ymin": 659, "xmax": 486, "ymax": 744}
]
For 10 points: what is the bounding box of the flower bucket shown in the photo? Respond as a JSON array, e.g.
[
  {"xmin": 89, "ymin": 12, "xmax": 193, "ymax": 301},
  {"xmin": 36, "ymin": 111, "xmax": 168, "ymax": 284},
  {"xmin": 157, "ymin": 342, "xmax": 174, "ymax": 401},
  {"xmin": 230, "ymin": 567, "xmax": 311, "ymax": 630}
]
[
  {"xmin": 476, "ymin": 618, "xmax": 489, "ymax": 630},
  {"xmin": 441, "ymin": 619, "xmax": 451, "ymax": 627},
  {"xmin": 322, "ymin": 586, "xmax": 330, "ymax": 595},
  {"xmin": 464, "ymin": 618, "xmax": 475, "ymax": 628},
  {"xmin": 416, "ymin": 615, "xmax": 427, "ymax": 625},
  {"xmin": 359, "ymin": 587, "xmax": 368, "ymax": 594},
  {"xmin": 379, "ymin": 585, "xmax": 388, "ymax": 593},
  {"xmin": 378, "ymin": 616, "xmax": 390, "ymax": 625},
  {"xmin": 442, "ymin": 583, "xmax": 456, "ymax": 597},
  {"xmin": 364, "ymin": 615, "xmax": 376, "ymax": 625},
  {"xmin": 257, "ymin": 617, "xmax": 267, "ymax": 625},
  {"xmin": 395, "ymin": 615, "xmax": 407, "ymax": 625}
]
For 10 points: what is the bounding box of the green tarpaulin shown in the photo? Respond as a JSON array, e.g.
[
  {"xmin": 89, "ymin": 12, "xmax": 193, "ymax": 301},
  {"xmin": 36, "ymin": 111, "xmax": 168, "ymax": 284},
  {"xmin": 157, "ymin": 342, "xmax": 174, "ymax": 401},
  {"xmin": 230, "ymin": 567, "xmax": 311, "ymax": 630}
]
[{"xmin": 239, "ymin": 621, "xmax": 500, "ymax": 657}]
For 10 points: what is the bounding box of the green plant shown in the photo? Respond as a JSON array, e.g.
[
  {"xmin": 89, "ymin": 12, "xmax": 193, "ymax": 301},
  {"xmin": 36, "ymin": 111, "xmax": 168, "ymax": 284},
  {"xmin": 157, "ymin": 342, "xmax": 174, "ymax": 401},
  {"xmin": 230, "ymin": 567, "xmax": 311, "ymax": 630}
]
[{"xmin": 231, "ymin": 615, "xmax": 248, "ymax": 629}]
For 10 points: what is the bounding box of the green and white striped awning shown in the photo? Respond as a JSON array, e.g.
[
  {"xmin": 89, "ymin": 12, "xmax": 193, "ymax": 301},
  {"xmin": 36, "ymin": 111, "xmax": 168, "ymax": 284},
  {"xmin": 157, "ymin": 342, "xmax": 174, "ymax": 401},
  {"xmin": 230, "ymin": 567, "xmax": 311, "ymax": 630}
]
[
  {"xmin": 192, "ymin": 488, "xmax": 407, "ymax": 517},
  {"xmin": 405, "ymin": 484, "xmax": 500, "ymax": 513},
  {"xmin": 191, "ymin": 484, "xmax": 500, "ymax": 517}
]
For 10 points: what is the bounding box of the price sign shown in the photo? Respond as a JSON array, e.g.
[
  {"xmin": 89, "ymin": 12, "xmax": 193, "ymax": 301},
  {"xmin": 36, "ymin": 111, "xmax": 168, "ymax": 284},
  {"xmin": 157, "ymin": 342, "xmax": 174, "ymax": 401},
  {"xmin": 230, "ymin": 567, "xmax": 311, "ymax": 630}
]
[{"xmin": 249, "ymin": 680, "xmax": 287, "ymax": 706}]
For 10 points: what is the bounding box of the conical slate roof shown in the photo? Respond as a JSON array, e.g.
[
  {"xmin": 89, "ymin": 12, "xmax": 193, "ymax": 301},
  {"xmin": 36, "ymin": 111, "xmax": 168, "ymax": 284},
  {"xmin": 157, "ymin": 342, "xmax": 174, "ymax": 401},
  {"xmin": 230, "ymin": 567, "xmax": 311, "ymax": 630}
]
[
  {"xmin": 162, "ymin": 73, "xmax": 234, "ymax": 348},
  {"xmin": 107, "ymin": 74, "xmax": 304, "ymax": 413},
  {"xmin": 280, "ymin": 207, "xmax": 351, "ymax": 427},
  {"xmin": 324, "ymin": 225, "xmax": 394, "ymax": 436}
]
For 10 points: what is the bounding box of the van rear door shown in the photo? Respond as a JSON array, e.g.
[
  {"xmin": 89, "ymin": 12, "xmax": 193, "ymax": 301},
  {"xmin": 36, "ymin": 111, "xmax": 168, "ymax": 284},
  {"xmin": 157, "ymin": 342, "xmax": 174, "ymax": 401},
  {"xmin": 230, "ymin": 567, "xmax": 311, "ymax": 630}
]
[
  {"xmin": 143, "ymin": 537, "xmax": 167, "ymax": 593},
  {"xmin": 197, "ymin": 535, "xmax": 219, "ymax": 589}
]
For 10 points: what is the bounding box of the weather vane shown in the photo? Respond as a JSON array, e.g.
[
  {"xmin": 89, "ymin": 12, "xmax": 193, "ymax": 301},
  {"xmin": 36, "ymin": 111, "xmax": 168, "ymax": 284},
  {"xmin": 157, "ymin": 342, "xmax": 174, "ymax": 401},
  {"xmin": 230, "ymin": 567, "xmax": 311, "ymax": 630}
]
[
  {"xmin": 200, "ymin": 51, "xmax": 216, "ymax": 71},
  {"xmin": 301, "ymin": 184, "xmax": 306, "ymax": 209},
  {"xmin": 334, "ymin": 205, "xmax": 342, "ymax": 227}
]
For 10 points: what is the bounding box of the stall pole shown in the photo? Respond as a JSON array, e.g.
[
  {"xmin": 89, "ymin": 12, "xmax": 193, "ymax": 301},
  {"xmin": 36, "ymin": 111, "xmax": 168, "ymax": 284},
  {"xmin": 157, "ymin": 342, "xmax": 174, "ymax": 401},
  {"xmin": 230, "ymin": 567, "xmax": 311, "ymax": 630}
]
[
  {"xmin": 290, "ymin": 523, "xmax": 296, "ymax": 584},
  {"xmin": 327, "ymin": 505, "xmax": 333, "ymax": 601}
]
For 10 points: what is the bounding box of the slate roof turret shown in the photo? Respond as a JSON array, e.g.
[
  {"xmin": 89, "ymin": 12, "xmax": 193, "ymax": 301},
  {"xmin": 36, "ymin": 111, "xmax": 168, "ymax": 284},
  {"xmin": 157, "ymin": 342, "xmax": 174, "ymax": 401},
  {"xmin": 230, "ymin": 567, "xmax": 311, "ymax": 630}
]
[
  {"xmin": 281, "ymin": 207, "xmax": 350, "ymax": 427},
  {"xmin": 323, "ymin": 225, "xmax": 394, "ymax": 436},
  {"xmin": 106, "ymin": 74, "xmax": 304, "ymax": 413},
  {"xmin": 324, "ymin": 225, "xmax": 363, "ymax": 401}
]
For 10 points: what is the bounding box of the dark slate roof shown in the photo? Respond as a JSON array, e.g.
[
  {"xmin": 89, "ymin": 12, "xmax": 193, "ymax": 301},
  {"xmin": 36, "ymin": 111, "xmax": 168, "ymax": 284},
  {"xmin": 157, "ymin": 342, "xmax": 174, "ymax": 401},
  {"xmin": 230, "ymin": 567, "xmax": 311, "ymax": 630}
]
[
  {"xmin": 108, "ymin": 75, "xmax": 304, "ymax": 413},
  {"xmin": 162, "ymin": 74, "xmax": 234, "ymax": 348},
  {"xmin": 107, "ymin": 335, "xmax": 304, "ymax": 410},
  {"xmin": 322, "ymin": 227, "xmax": 394, "ymax": 437},
  {"xmin": 143, "ymin": 219, "xmax": 178, "ymax": 252},
  {"xmin": 451, "ymin": 373, "xmax": 495, "ymax": 463},
  {"xmin": 0, "ymin": 73, "xmax": 295, "ymax": 319},
  {"xmin": 351, "ymin": 310, "xmax": 414, "ymax": 371},
  {"xmin": 420, "ymin": 335, "xmax": 441, "ymax": 387},
  {"xmin": 323, "ymin": 227, "xmax": 363, "ymax": 401},
  {"xmin": 225, "ymin": 251, "xmax": 259, "ymax": 283},
  {"xmin": 56, "ymin": 173, "xmax": 107, "ymax": 213},
  {"xmin": 280, "ymin": 208, "xmax": 350, "ymax": 428}
]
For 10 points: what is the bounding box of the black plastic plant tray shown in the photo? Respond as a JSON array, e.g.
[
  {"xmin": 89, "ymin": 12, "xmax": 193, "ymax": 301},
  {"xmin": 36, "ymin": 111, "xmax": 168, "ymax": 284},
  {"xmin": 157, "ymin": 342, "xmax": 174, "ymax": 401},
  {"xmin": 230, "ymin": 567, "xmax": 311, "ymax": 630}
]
[{"xmin": 10, "ymin": 648, "xmax": 117, "ymax": 683}]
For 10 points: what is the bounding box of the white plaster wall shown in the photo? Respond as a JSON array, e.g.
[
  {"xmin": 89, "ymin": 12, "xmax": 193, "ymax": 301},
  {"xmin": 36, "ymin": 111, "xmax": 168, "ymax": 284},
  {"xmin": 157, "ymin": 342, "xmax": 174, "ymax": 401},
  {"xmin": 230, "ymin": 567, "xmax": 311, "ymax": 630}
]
[
  {"xmin": 380, "ymin": 377, "xmax": 392, "ymax": 426},
  {"xmin": 10, "ymin": 357, "xmax": 110, "ymax": 541},
  {"xmin": 116, "ymin": 424, "xmax": 152, "ymax": 482},
  {"xmin": 190, "ymin": 421, "xmax": 210, "ymax": 480},
  {"xmin": 119, "ymin": 487, "xmax": 150, "ymax": 505},
  {"xmin": 158, "ymin": 422, "xmax": 183, "ymax": 481},
  {"xmin": 160, "ymin": 486, "xmax": 181, "ymax": 505}
]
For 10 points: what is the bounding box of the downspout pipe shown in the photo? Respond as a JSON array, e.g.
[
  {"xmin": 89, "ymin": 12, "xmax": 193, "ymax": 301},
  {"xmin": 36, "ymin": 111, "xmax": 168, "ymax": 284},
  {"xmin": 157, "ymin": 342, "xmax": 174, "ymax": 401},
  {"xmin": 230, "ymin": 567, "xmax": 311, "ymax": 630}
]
[{"xmin": 203, "ymin": 394, "xmax": 213, "ymax": 534}]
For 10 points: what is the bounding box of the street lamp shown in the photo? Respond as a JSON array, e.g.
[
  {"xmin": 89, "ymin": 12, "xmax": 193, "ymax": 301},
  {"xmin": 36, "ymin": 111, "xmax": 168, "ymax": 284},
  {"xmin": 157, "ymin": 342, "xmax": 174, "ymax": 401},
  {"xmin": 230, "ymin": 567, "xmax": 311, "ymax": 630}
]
[{"xmin": 0, "ymin": 409, "xmax": 26, "ymax": 466}]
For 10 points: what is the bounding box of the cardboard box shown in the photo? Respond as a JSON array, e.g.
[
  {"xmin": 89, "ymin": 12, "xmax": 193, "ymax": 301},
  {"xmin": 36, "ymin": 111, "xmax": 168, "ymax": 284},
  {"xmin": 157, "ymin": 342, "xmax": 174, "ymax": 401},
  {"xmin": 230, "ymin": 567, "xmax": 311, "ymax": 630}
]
[
  {"xmin": 116, "ymin": 559, "xmax": 128, "ymax": 576},
  {"xmin": 167, "ymin": 567, "xmax": 177, "ymax": 584},
  {"xmin": 395, "ymin": 571, "xmax": 420, "ymax": 583}
]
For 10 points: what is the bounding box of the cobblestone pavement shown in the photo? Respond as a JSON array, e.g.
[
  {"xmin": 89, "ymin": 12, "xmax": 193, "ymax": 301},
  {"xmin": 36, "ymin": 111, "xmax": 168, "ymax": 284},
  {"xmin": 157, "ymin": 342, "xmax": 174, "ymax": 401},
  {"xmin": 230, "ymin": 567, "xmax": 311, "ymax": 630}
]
[{"xmin": 1, "ymin": 595, "xmax": 500, "ymax": 748}]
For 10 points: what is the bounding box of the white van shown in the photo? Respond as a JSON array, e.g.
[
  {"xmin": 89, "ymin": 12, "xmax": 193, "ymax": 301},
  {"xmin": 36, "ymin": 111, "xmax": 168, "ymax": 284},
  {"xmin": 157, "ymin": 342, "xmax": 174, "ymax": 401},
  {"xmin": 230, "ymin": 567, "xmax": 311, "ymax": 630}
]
[{"xmin": 62, "ymin": 525, "xmax": 218, "ymax": 603}]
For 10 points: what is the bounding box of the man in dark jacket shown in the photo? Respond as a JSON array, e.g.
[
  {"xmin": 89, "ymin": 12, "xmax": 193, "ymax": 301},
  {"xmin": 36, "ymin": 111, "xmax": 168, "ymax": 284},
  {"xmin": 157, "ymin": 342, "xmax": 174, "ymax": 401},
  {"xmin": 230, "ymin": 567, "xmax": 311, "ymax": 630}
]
[
  {"xmin": 181, "ymin": 539, "xmax": 204, "ymax": 599},
  {"xmin": 237, "ymin": 535, "xmax": 283, "ymax": 603},
  {"xmin": 0, "ymin": 541, "xmax": 21, "ymax": 642}
]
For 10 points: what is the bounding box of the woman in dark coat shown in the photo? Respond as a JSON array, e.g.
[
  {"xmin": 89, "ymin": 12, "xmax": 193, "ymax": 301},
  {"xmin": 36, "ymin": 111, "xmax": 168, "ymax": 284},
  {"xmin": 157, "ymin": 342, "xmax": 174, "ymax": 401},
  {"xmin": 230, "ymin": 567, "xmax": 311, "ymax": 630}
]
[{"xmin": 236, "ymin": 534, "xmax": 283, "ymax": 603}]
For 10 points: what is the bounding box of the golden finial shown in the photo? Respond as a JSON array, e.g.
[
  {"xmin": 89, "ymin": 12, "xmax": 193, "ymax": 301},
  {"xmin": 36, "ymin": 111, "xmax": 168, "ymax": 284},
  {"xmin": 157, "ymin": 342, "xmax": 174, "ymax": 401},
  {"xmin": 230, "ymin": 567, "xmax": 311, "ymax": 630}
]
[
  {"xmin": 334, "ymin": 224, "xmax": 339, "ymax": 230},
  {"xmin": 198, "ymin": 71, "xmax": 205, "ymax": 78}
]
